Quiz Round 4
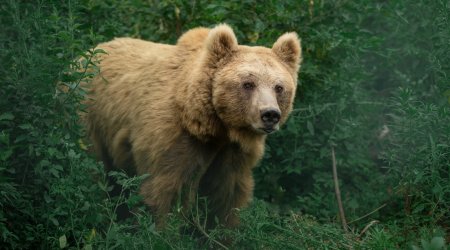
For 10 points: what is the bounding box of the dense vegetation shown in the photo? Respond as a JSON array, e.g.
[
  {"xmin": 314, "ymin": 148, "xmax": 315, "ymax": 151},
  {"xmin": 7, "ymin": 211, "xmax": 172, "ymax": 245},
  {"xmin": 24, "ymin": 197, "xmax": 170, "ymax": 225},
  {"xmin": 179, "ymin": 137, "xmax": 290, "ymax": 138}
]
[{"xmin": 1, "ymin": 0, "xmax": 448, "ymax": 249}]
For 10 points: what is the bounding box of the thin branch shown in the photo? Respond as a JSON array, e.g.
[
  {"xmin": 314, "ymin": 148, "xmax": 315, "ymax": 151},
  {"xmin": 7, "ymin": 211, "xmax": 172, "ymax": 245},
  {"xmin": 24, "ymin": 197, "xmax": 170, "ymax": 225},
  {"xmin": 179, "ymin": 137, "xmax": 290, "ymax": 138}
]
[
  {"xmin": 348, "ymin": 203, "xmax": 387, "ymax": 224},
  {"xmin": 62, "ymin": 54, "xmax": 93, "ymax": 104},
  {"xmin": 331, "ymin": 146, "xmax": 348, "ymax": 232},
  {"xmin": 180, "ymin": 211, "xmax": 229, "ymax": 250},
  {"xmin": 358, "ymin": 220, "xmax": 379, "ymax": 239}
]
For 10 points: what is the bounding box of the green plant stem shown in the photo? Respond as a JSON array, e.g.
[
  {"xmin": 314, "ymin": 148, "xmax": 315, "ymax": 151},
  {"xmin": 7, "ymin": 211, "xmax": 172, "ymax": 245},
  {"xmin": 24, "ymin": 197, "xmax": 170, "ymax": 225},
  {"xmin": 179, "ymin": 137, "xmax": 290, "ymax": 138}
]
[{"xmin": 332, "ymin": 146, "xmax": 348, "ymax": 232}]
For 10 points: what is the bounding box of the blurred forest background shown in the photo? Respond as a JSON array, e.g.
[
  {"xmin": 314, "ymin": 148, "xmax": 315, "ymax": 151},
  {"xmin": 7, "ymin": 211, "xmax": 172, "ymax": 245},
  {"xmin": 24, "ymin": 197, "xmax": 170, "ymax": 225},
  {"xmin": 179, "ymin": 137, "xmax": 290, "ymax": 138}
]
[{"xmin": 1, "ymin": 0, "xmax": 449, "ymax": 249}]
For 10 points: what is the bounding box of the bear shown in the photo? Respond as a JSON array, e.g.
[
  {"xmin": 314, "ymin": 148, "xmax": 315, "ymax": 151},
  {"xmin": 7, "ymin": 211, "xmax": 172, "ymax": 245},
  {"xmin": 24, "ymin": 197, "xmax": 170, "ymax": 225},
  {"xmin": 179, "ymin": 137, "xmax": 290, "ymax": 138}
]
[{"xmin": 82, "ymin": 24, "xmax": 302, "ymax": 229}]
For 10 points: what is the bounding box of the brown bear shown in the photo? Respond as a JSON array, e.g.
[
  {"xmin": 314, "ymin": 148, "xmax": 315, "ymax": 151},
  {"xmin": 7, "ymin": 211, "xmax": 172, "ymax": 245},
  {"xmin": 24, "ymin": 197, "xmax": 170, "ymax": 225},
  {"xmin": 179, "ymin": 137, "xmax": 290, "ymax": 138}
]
[{"xmin": 83, "ymin": 24, "xmax": 302, "ymax": 229}]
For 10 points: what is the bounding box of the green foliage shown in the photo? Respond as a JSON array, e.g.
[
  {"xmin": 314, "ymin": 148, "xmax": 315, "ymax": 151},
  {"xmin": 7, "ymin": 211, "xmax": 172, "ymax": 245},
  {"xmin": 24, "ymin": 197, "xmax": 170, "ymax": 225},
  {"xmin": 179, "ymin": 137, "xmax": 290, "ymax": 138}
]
[
  {"xmin": 1, "ymin": 0, "xmax": 448, "ymax": 249},
  {"xmin": 231, "ymin": 200, "xmax": 359, "ymax": 249},
  {"xmin": 0, "ymin": 1, "xmax": 108, "ymax": 248},
  {"xmin": 412, "ymin": 236, "xmax": 448, "ymax": 250},
  {"xmin": 383, "ymin": 88, "xmax": 450, "ymax": 223},
  {"xmin": 254, "ymin": 0, "xmax": 450, "ymax": 234}
]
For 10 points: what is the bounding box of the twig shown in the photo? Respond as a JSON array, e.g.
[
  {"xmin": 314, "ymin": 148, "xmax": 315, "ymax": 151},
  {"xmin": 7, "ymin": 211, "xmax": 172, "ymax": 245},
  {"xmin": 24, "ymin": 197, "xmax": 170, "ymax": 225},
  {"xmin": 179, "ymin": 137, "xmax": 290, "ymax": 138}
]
[
  {"xmin": 180, "ymin": 211, "xmax": 229, "ymax": 250},
  {"xmin": 348, "ymin": 203, "xmax": 387, "ymax": 224},
  {"xmin": 62, "ymin": 54, "xmax": 93, "ymax": 104},
  {"xmin": 358, "ymin": 220, "xmax": 379, "ymax": 239},
  {"xmin": 331, "ymin": 146, "xmax": 348, "ymax": 232}
]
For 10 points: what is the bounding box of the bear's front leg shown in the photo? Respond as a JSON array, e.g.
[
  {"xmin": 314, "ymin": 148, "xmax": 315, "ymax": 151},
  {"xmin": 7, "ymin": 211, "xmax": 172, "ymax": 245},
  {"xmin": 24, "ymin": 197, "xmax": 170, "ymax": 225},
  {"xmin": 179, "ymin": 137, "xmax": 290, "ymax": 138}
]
[
  {"xmin": 140, "ymin": 172, "xmax": 185, "ymax": 227},
  {"xmin": 199, "ymin": 144, "xmax": 256, "ymax": 229},
  {"xmin": 137, "ymin": 133, "xmax": 220, "ymax": 227}
]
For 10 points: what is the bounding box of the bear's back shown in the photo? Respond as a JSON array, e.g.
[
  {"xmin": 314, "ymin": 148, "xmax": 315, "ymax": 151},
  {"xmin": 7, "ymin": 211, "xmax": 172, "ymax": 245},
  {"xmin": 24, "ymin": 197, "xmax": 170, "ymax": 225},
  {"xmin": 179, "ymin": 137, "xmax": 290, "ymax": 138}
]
[
  {"xmin": 84, "ymin": 37, "xmax": 185, "ymax": 157},
  {"xmin": 95, "ymin": 38, "xmax": 175, "ymax": 73}
]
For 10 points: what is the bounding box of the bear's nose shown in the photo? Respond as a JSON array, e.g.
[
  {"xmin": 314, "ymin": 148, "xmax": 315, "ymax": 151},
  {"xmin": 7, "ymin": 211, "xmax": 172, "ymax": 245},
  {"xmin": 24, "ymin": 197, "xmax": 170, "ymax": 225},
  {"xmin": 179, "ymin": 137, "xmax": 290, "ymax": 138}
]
[{"xmin": 260, "ymin": 108, "xmax": 281, "ymax": 126}]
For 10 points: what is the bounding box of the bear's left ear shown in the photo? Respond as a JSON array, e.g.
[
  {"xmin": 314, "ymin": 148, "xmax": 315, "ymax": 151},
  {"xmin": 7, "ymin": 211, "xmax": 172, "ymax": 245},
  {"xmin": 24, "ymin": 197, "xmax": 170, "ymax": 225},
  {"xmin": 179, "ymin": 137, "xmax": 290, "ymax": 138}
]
[
  {"xmin": 272, "ymin": 32, "xmax": 302, "ymax": 73},
  {"xmin": 205, "ymin": 24, "xmax": 238, "ymax": 61}
]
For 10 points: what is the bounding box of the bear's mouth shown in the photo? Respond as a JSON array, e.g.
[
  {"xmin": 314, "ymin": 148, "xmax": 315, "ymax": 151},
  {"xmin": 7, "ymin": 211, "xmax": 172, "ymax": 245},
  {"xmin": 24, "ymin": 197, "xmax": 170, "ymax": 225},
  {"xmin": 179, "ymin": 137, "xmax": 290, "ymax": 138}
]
[
  {"xmin": 263, "ymin": 128, "xmax": 276, "ymax": 134},
  {"xmin": 252, "ymin": 124, "xmax": 279, "ymax": 134},
  {"xmin": 257, "ymin": 126, "xmax": 278, "ymax": 134}
]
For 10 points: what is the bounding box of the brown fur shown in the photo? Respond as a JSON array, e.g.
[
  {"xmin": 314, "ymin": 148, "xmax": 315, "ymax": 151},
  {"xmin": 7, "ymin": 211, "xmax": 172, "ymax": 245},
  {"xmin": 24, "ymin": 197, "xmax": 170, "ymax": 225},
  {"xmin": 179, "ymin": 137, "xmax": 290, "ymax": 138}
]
[{"xmin": 83, "ymin": 24, "xmax": 302, "ymax": 228}]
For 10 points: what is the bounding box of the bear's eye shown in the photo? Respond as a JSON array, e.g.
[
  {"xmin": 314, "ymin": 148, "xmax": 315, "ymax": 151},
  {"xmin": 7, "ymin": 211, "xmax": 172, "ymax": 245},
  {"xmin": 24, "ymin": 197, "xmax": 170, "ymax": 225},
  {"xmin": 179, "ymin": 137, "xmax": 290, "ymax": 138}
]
[
  {"xmin": 275, "ymin": 85, "xmax": 284, "ymax": 94},
  {"xmin": 242, "ymin": 81, "xmax": 255, "ymax": 90}
]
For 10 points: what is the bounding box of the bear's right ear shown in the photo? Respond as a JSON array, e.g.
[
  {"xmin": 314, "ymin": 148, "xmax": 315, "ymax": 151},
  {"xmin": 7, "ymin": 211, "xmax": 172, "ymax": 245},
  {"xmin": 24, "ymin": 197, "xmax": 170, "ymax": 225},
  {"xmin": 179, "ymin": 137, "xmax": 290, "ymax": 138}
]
[{"xmin": 205, "ymin": 24, "xmax": 238, "ymax": 61}]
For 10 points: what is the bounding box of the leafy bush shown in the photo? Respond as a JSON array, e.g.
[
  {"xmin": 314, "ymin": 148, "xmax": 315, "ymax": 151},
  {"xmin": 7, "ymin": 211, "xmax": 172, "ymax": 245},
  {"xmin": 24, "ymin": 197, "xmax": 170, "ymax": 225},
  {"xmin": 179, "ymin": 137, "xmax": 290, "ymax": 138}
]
[{"xmin": 0, "ymin": 1, "xmax": 108, "ymax": 248}]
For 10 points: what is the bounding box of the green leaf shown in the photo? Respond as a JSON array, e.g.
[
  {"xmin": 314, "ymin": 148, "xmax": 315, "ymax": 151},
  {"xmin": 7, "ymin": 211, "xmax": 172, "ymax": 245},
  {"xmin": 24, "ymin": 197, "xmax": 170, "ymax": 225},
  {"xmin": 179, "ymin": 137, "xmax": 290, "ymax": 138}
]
[
  {"xmin": 50, "ymin": 217, "xmax": 59, "ymax": 226},
  {"xmin": 93, "ymin": 48, "xmax": 107, "ymax": 54},
  {"xmin": 421, "ymin": 239, "xmax": 431, "ymax": 249},
  {"xmin": 18, "ymin": 124, "xmax": 33, "ymax": 130},
  {"xmin": 68, "ymin": 149, "xmax": 78, "ymax": 159},
  {"xmin": 59, "ymin": 235, "xmax": 67, "ymax": 249},
  {"xmin": 83, "ymin": 244, "xmax": 92, "ymax": 250},
  {"xmin": 49, "ymin": 167, "xmax": 60, "ymax": 178},
  {"xmin": 413, "ymin": 203, "xmax": 425, "ymax": 214},
  {"xmin": 429, "ymin": 237, "xmax": 445, "ymax": 249},
  {"xmin": 44, "ymin": 192, "xmax": 53, "ymax": 203},
  {"xmin": 0, "ymin": 113, "xmax": 14, "ymax": 121},
  {"xmin": 0, "ymin": 149, "xmax": 13, "ymax": 161}
]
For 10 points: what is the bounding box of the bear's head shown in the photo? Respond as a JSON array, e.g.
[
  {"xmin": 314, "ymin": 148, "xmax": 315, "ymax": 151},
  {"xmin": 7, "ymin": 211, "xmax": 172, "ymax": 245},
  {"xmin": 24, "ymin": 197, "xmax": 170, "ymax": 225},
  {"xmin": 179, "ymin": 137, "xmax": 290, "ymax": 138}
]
[{"xmin": 179, "ymin": 24, "xmax": 302, "ymax": 143}]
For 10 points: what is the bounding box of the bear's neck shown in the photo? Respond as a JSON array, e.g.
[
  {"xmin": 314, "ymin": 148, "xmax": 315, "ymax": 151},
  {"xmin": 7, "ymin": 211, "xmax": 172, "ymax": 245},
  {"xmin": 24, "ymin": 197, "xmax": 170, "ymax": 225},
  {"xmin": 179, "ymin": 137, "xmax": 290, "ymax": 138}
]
[{"xmin": 228, "ymin": 128, "xmax": 266, "ymax": 155}]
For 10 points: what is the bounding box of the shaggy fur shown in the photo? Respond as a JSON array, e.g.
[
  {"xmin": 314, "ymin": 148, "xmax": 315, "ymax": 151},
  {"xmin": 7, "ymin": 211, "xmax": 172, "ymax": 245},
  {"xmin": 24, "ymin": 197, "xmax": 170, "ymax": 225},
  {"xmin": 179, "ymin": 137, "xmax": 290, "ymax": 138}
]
[{"xmin": 83, "ymin": 24, "xmax": 302, "ymax": 228}]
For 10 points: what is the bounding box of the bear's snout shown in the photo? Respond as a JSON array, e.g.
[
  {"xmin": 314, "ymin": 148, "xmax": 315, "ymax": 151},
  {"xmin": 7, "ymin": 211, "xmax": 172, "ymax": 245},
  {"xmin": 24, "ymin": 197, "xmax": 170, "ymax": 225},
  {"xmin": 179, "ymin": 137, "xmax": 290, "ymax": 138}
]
[{"xmin": 260, "ymin": 108, "xmax": 281, "ymax": 129}]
